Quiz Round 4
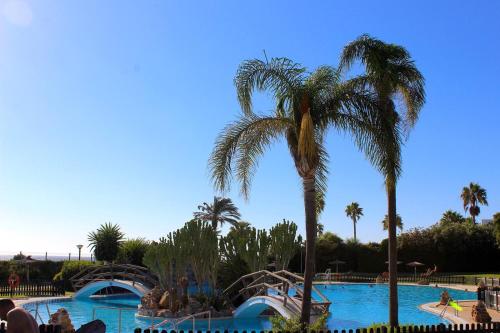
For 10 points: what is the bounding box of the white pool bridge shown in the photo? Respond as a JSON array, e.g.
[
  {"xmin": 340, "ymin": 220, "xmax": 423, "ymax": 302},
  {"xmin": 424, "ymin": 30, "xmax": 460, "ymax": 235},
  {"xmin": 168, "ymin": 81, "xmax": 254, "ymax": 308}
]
[
  {"xmin": 225, "ymin": 270, "xmax": 331, "ymax": 319},
  {"xmin": 70, "ymin": 264, "xmax": 157, "ymax": 299}
]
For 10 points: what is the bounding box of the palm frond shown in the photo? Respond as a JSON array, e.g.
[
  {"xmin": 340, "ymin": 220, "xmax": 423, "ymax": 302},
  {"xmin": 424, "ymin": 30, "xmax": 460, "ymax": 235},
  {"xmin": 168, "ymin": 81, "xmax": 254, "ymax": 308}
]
[
  {"xmin": 210, "ymin": 114, "xmax": 293, "ymax": 198},
  {"xmin": 235, "ymin": 57, "xmax": 305, "ymax": 115}
]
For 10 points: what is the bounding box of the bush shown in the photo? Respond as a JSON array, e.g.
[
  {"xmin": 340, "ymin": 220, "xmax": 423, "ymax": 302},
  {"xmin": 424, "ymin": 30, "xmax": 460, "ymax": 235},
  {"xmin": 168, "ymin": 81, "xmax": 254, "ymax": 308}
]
[
  {"xmin": 270, "ymin": 314, "xmax": 328, "ymax": 331},
  {"xmin": 365, "ymin": 323, "xmax": 416, "ymax": 330},
  {"xmin": 53, "ymin": 260, "xmax": 96, "ymax": 291},
  {"xmin": 116, "ymin": 238, "xmax": 150, "ymax": 266},
  {"xmin": 0, "ymin": 260, "xmax": 63, "ymax": 282},
  {"xmin": 88, "ymin": 222, "xmax": 124, "ymax": 262}
]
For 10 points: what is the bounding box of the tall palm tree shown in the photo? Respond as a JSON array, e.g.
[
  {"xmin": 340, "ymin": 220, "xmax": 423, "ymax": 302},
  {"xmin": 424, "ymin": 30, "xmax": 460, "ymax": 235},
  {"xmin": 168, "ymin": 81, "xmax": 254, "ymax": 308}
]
[
  {"xmin": 193, "ymin": 196, "xmax": 241, "ymax": 230},
  {"xmin": 382, "ymin": 214, "xmax": 403, "ymax": 232},
  {"xmin": 460, "ymin": 183, "xmax": 488, "ymax": 224},
  {"xmin": 340, "ymin": 34, "xmax": 425, "ymax": 326},
  {"xmin": 345, "ymin": 202, "xmax": 363, "ymax": 242},
  {"xmin": 209, "ymin": 56, "xmax": 375, "ymax": 324}
]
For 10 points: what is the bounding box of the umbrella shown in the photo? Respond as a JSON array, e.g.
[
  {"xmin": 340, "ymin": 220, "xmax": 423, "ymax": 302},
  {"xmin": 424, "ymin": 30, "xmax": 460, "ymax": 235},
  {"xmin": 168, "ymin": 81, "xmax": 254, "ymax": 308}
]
[
  {"xmin": 406, "ymin": 261, "xmax": 425, "ymax": 279},
  {"xmin": 329, "ymin": 259, "xmax": 346, "ymax": 273}
]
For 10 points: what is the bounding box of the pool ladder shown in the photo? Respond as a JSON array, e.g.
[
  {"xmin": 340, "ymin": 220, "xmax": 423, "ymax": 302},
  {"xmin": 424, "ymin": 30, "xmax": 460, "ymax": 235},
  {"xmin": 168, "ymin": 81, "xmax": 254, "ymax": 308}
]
[
  {"xmin": 92, "ymin": 306, "xmax": 137, "ymax": 333},
  {"xmin": 29, "ymin": 303, "xmax": 52, "ymax": 324},
  {"xmin": 150, "ymin": 310, "xmax": 212, "ymax": 331},
  {"xmin": 439, "ymin": 299, "xmax": 460, "ymax": 318}
]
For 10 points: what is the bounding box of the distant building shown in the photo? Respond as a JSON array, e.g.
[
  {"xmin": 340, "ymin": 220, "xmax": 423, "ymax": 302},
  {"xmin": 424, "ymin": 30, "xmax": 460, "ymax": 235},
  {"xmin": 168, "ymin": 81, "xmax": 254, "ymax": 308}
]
[{"xmin": 481, "ymin": 219, "xmax": 493, "ymax": 225}]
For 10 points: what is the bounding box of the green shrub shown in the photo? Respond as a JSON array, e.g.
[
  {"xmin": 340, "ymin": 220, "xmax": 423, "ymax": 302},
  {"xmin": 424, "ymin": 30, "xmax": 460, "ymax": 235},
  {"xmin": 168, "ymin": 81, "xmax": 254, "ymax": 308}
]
[
  {"xmin": 0, "ymin": 260, "xmax": 63, "ymax": 282},
  {"xmin": 365, "ymin": 323, "xmax": 416, "ymax": 330},
  {"xmin": 116, "ymin": 238, "xmax": 150, "ymax": 266},
  {"xmin": 53, "ymin": 260, "xmax": 95, "ymax": 291},
  {"xmin": 88, "ymin": 222, "xmax": 124, "ymax": 262},
  {"xmin": 270, "ymin": 313, "xmax": 328, "ymax": 331}
]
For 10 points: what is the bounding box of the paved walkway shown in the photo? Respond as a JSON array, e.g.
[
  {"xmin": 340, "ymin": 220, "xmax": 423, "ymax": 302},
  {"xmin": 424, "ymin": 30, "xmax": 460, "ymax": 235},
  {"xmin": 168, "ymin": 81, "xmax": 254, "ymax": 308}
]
[{"xmin": 420, "ymin": 301, "xmax": 500, "ymax": 324}]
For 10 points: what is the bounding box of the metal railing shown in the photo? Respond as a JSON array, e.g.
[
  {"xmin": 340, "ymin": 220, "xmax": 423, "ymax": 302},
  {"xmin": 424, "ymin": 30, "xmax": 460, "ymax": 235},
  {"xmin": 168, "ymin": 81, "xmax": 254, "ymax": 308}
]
[
  {"xmin": 150, "ymin": 310, "xmax": 212, "ymax": 331},
  {"xmin": 92, "ymin": 306, "xmax": 137, "ymax": 333},
  {"xmin": 475, "ymin": 277, "xmax": 500, "ymax": 287},
  {"xmin": 314, "ymin": 272, "xmax": 466, "ymax": 285}
]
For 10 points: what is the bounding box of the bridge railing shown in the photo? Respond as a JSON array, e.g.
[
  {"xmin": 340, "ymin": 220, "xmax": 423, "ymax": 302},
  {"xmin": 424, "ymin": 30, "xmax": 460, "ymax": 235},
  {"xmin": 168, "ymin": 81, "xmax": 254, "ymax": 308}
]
[
  {"xmin": 70, "ymin": 264, "xmax": 158, "ymax": 291},
  {"xmin": 224, "ymin": 270, "xmax": 330, "ymax": 316}
]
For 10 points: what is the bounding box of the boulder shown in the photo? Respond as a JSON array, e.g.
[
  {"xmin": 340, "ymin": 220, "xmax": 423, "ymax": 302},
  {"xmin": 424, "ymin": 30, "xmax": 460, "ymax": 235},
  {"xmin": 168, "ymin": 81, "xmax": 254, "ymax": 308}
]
[
  {"xmin": 49, "ymin": 308, "xmax": 75, "ymax": 333},
  {"xmin": 471, "ymin": 301, "xmax": 491, "ymax": 323},
  {"xmin": 76, "ymin": 319, "xmax": 106, "ymax": 333},
  {"xmin": 6, "ymin": 307, "xmax": 39, "ymax": 333},
  {"xmin": 159, "ymin": 291, "xmax": 170, "ymax": 309},
  {"xmin": 0, "ymin": 299, "xmax": 15, "ymax": 321}
]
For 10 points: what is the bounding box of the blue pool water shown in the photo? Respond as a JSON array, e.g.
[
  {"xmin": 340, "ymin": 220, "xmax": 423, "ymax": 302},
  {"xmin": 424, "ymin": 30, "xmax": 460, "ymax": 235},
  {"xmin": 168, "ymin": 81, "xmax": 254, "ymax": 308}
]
[{"xmin": 23, "ymin": 284, "xmax": 475, "ymax": 332}]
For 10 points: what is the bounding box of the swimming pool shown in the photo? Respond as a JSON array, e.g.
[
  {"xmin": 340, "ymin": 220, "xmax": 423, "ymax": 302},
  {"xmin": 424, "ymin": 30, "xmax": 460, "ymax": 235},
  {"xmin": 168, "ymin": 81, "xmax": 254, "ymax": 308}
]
[{"xmin": 23, "ymin": 284, "xmax": 475, "ymax": 331}]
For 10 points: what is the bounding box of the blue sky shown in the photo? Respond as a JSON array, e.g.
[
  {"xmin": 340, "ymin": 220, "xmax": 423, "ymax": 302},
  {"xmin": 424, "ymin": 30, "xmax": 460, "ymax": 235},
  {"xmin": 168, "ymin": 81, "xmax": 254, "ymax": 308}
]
[{"xmin": 0, "ymin": 0, "xmax": 499, "ymax": 256}]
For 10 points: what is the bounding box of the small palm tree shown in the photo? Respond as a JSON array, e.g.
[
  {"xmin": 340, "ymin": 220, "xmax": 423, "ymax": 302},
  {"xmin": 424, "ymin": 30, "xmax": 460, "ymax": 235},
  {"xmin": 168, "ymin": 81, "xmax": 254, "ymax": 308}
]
[
  {"xmin": 345, "ymin": 202, "xmax": 363, "ymax": 242},
  {"xmin": 209, "ymin": 56, "xmax": 375, "ymax": 324},
  {"xmin": 382, "ymin": 214, "xmax": 403, "ymax": 232},
  {"xmin": 193, "ymin": 196, "xmax": 241, "ymax": 230},
  {"xmin": 88, "ymin": 222, "xmax": 125, "ymax": 263},
  {"xmin": 440, "ymin": 210, "xmax": 465, "ymax": 225},
  {"xmin": 340, "ymin": 34, "xmax": 425, "ymax": 326},
  {"xmin": 460, "ymin": 183, "xmax": 488, "ymax": 224}
]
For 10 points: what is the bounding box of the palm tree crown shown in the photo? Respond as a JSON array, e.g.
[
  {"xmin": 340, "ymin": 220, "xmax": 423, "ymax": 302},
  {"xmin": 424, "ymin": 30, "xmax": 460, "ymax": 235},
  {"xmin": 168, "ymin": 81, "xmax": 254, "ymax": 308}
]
[
  {"xmin": 382, "ymin": 214, "xmax": 403, "ymax": 231},
  {"xmin": 193, "ymin": 196, "xmax": 241, "ymax": 230},
  {"xmin": 461, "ymin": 182, "xmax": 488, "ymax": 224},
  {"xmin": 345, "ymin": 202, "xmax": 363, "ymax": 242},
  {"xmin": 88, "ymin": 222, "xmax": 125, "ymax": 263},
  {"xmin": 340, "ymin": 34, "xmax": 425, "ymax": 327},
  {"xmin": 209, "ymin": 56, "xmax": 375, "ymax": 324},
  {"xmin": 440, "ymin": 210, "xmax": 465, "ymax": 225}
]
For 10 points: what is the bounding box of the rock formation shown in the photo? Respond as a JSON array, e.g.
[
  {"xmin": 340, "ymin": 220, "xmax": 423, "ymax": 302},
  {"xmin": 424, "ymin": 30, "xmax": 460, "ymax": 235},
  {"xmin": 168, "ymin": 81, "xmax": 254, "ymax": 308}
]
[
  {"xmin": 49, "ymin": 308, "xmax": 76, "ymax": 333},
  {"xmin": 471, "ymin": 300, "xmax": 491, "ymax": 323}
]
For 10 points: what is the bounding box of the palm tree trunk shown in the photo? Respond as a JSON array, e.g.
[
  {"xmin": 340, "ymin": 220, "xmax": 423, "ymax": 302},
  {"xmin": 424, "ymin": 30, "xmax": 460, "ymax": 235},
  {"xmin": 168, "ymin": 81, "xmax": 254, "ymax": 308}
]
[
  {"xmin": 353, "ymin": 219, "xmax": 357, "ymax": 242},
  {"xmin": 387, "ymin": 183, "xmax": 399, "ymax": 326},
  {"xmin": 300, "ymin": 176, "xmax": 317, "ymax": 325}
]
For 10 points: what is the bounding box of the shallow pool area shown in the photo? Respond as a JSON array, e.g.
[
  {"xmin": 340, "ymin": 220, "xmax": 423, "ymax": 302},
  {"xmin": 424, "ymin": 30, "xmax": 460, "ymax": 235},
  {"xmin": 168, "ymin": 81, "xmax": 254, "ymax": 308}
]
[{"xmin": 22, "ymin": 284, "xmax": 475, "ymax": 331}]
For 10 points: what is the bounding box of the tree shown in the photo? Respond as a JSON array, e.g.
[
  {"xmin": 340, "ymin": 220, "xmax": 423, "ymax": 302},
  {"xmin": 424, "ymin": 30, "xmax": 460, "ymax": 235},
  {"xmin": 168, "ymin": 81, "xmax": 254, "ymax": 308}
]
[
  {"xmin": 317, "ymin": 223, "xmax": 324, "ymax": 237},
  {"xmin": 493, "ymin": 213, "xmax": 500, "ymax": 246},
  {"xmin": 316, "ymin": 192, "xmax": 326, "ymax": 237},
  {"xmin": 440, "ymin": 210, "xmax": 465, "ymax": 225},
  {"xmin": 88, "ymin": 223, "xmax": 125, "ymax": 263},
  {"xmin": 345, "ymin": 202, "xmax": 363, "ymax": 242},
  {"xmin": 221, "ymin": 225, "xmax": 270, "ymax": 272},
  {"xmin": 209, "ymin": 56, "xmax": 374, "ymax": 324},
  {"xmin": 461, "ymin": 183, "xmax": 488, "ymax": 224},
  {"xmin": 193, "ymin": 196, "xmax": 241, "ymax": 230},
  {"xmin": 340, "ymin": 34, "xmax": 425, "ymax": 326},
  {"xmin": 270, "ymin": 219, "xmax": 300, "ymax": 270},
  {"xmin": 382, "ymin": 214, "xmax": 403, "ymax": 232},
  {"xmin": 117, "ymin": 238, "xmax": 150, "ymax": 266}
]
